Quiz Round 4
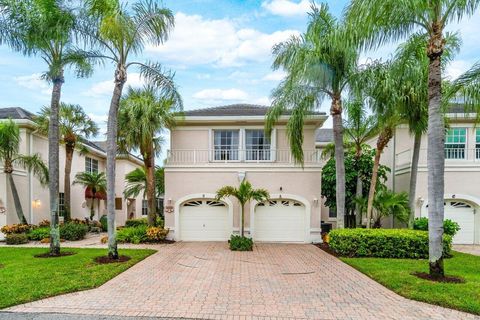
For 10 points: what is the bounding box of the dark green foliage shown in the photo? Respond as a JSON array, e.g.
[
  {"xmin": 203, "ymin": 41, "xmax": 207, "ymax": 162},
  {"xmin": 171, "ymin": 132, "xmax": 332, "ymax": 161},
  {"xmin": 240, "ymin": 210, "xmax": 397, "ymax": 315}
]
[
  {"xmin": 99, "ymin": 215, "xmax": 108, "ymax": 231},
  {"xmin": 125, "ymin": 218, "xmax": 148, "ymax": 228},
  {"xmin": 5, "ymin": 233, "xmax": 29, "ymax": 245},
  {"xmin": 27, "ymin": 227, "xmax": 50, "ymax": 241},
  {"xmin": 413, "ymin": 217, "xmax": 461, "ymax": 237},
  {"xmin": 329, "ymin": 228, "xmax": 452, "ymax": 259},
  {"xmin": 321, "ymin": 146, "xmax": 389, "ymax": 216},
  {"xmin": 60, "ymin": 223, "xmax": 88, "ymax": 241},
  {"xmin": 229, "ymin": 235, "xmax": 253, "ymax": 251},
  {"xmin": 155, "ymin": 216, "xmax": 164, "ymax": 228},
  {"xmin": 116, "ymin": 226, "xmax": 148, "ymax": 244}
]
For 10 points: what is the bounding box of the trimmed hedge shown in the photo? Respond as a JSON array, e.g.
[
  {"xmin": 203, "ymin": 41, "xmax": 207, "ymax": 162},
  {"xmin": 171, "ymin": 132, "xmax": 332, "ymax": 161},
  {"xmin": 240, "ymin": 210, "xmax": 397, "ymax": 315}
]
[
  {"xmin": 125, "ymin": 218, "xmax": 148, "ymax": 228},
  {"xmin": 229, "ymin": 235, "xmax": 253, "ymax": 251},
  {"xmin": 6, "ymin": 233, "xmax": 29, "ymax": 245},
  {"xmin": 60, "ymin": 223, "xmax": 88, "ymax": 241},
  {"xmin": 28, "ymin": 227, "xmax": 50, "ymax": 241},
  {"xmin": 329, "ymin": 228, "xmax": 452, "ymax": 259}
]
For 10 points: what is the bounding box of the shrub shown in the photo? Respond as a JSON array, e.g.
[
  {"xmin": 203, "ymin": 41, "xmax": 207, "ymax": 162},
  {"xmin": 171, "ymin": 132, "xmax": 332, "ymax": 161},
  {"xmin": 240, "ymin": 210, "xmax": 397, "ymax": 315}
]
[
  {"xmin": 116, "ymin": 226, "xmax": 148, "ymax": 244},
  {"xmin": 1, "ymin": 224, "xmax": 33, "ymax": 235},
  {"xmin": 6, "ymin": 233, "xmax": 29, "ymax": 245},
  {"xmin": 70, "ymin": 218, "xmax": 88, "ymax": 225},
  {"xmin": 28, "ymin": 227, "xmax": 50, "ymax": 241},
  {"xmin": 229, "ymin": 235, "xmax": 253, "ymax": 251},
  {"xmin": 60, "ymin": 222, "xmax": 88, "ymax": 241},
  {"xmin": 155, "ymin": 216, "xmax": 164, "ymax": 228},
  {"xmin": 38, "ymin": 219, "xmax": 50, "ymax": 227},
  {"xmin": 146, "ymin": 227, "xmax": 169, "ymax": 242},
  {"xmin": 99, "ymin": 215, "xmax": 108, "ymax": 231},
  {"xmin": 125, "ymin": 218, "xmax": 148, "ymax": 228},
  {"xmin": 413, "ymin": 217, "xmax": 461, "ymax": 237},
  {"xmin": 328, "ymin": 228, "xmax": 452, "ymax": 259}
]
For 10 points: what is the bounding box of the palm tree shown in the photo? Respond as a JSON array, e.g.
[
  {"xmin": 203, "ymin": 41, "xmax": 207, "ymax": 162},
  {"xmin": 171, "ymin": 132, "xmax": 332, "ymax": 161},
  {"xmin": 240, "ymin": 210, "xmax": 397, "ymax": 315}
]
[
  {"xmin": 35, "ymin": 103, "xmax": 99, "ymax": 221},
  {"xmin": 0, "ymin": 120, "xmax": 48, "ymax": 224},
  {"xmin": 118, "ymin": 85, "xmax": 181, "ymax": 226},
  {"xmin": 266, "ymin": 4, "xmax": 360, "ymax": 228},
  {"xmin": 73, "ymin": 171, "xmax": 106, "ymax": 220},
  {"xmin": 216, "ymin": 180, "xmax": 269, "ymax": 237},
  {"xmin": 124, "ymin": 166, "xmax": 165, "ymax": 206},
  {"xmin": 347, "ymin": 0, "xmax": 480, "ymax": 279},
  {"xmin": 371, "ymin": 188, "xmax": 409, "ymax": 228},
  {"xmin": 0, "ymin": 0, "xmax": 94, "ymax": 255},
  {"xmin": 80, "ymin": 0, "xmax": 181, "ymax": 258}
]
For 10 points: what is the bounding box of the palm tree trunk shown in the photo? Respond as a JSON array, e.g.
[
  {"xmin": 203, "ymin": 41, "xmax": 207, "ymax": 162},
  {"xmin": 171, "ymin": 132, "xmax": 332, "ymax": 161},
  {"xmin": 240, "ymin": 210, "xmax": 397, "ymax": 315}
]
[
  {"xmin": 49, "ymin": 75, "xmax": 64, "ymax": 256},
  {"xmin": 106, "ymin": 65, "xmax": 127, "ymax": 259},
  {"xmin": 355, "ymin": 146, "xmax": 363, "ymax": 226},
  {"xmin": 427, "ymin": 28, "xmax": 445, "ymax": 278},
  {"xmin": 240, "ymin": 203, "xmax": 245, "ymax": 237},
  {"xmin": 64, "ymin": 143, "xmax": 74, "ymax": 221},
  {"xmin": 408, "ymin": 132, "xmax": 422, "ymax": 228},
  {"xmin": 145, "ymin": 147, "xmax": 156, "ymax": 226},
  {"xmin": 91, "ymin": 191, "xmax": 96, "ymax": 220},
  {"xmin": 366, "ymin": 128, "xmax": 393, "ymax": 228},
  {"xmin": 6, "ymin": 172, "xmax": 27, "ymax": 224},
  {"xmin": 331, "ymin": 97, "xmax": 345, "ymax": 228}
]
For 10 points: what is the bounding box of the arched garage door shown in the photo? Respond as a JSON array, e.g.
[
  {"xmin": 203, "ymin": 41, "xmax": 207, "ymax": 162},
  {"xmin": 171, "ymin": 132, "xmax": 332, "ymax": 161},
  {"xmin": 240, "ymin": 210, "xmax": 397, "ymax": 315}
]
[
  {"xmin": 444, "ymin": 201, "xmax": 476, "ymax": 244},
  {"xmin": 179, "ymin": 200, "xmax": 229, "ymax": 241},
  {"xmin": 254, "ymin": 199, "xmax": 306, "ymax": 242}
]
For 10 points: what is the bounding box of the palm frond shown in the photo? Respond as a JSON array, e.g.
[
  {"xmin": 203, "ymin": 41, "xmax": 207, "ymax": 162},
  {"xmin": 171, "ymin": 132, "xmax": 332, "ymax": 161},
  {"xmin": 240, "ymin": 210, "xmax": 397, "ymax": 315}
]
[{"xmin": 13, "ymin": 153, "xmax": 49, "ymax": 185}]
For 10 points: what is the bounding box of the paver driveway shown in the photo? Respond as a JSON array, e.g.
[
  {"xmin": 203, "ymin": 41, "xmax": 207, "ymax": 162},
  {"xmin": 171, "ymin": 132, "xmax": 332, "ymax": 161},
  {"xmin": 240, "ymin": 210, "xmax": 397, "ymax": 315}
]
[{"xmin": 7, "ymin": 242, "xmax": 478, "ymax": 320}]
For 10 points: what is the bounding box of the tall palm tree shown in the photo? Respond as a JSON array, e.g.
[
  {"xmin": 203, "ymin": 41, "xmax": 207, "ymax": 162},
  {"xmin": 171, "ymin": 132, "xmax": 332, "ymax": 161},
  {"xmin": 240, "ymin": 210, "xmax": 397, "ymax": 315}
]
[
  {"xmin": 0, "ymin": 0, "xmax": 94, "ymax": 255},
  {"xmin": 118, "ymin": 85, "xmax": 181, "ymax": 226},
  {"xmin": 0, "ymin": 120, "xmax": 48, "ymax": 224},
  {"xmin": 216, "ymin": 180, "xmax": 269, "ymax": 237},
  {"xmin": 347, "ymin": 0, "xmax": 480, "ymax": 279},
  {"xmin": 79, "ymin": 0, "xmax": 181, "ymax": 258},
  {"xmin": 73, "ymin": 171, "xmax": 106, "ymax": 220},
  {"xmin": 266, "ymin": 4, "xmax": 360, "ymax": 228},
  {"xmin": 35, "ymin": 103, "xmax": 99, "ymax": 221},
  {"xmin": 124, "ymin": 166, "xmax": 165, "ymax": 207}
]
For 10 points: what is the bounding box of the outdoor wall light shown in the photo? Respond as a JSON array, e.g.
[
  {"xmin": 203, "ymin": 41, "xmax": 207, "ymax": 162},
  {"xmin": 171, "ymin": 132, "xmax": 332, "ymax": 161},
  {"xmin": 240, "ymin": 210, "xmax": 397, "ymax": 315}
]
[
  {"xmin": 417, "ymin": 197, "xmax": 425, "ymax": 206},
  {"xmin": 32, "ymin": 199, "xmax": 41, "ymax": 208},
  {"xmin": 168, "ymin": 198, "xmax": 172, "ymax": 204},
  {"xmin": 0, "ymin": 199, "xmax": 5, "ymax": 214},
  {"xmin": 313, "ymin": 198, "xmax": 319, "ymax": 206}
]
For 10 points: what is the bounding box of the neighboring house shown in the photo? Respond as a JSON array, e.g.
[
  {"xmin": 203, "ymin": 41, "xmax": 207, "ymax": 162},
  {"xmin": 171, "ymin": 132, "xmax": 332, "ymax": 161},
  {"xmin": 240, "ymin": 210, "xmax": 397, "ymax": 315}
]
[
  {"xmin": 164, "ymin": 104, "xmax": 327, "ymax": 243},
  {"xmin": 0, "ymin": 107, "xmax": 144, "ymax": 233}
]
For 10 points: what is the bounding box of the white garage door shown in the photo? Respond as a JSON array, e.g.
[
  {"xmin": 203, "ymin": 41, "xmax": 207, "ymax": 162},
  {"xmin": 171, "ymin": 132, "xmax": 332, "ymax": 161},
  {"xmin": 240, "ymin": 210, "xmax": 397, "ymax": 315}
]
[
  {"xmin": 254, "ymin": 200, "xmax": 306, "ymax": 242},
  {"xmin": 179, "ymin": 200, "xmax": 229, "ymax": 241},
  {"xmin": 444, "ymin": 201, "xmax": 475, "ymax": 245}
]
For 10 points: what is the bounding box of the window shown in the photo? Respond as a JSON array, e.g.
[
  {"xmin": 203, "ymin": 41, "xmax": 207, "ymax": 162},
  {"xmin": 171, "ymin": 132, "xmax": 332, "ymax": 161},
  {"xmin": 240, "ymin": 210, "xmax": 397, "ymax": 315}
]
[
  {"xmin": 58, "ymin": 193, "xmax": 65, "ymax": 217},
  {"xmin": 328, "ymin": 207, "xmax": 337, "ymax": 218},
  {"xmin": 445, "ymin": 128, "xmax": 466, "ymax": 159},
  {"xmin": 245, "ymin": 129, "xmax": 271, "ymax": 160},
  {"xmin": 476, "ymin": 129, "xmax": 480, "ymax": 159},
  {"xmin": 85, "ymin": 157, "xmax": 99, "ymax": 173},
  {"xmin": 142, "ymin": 200, "xmax": 148, "ymax": 215},
  {"xmin": 213, "ymin": 130, "xmax": 239, "ymax": 160},
  {"xmin": 115, "ymin": 197, "xmax": 123, "ymax": 210}
]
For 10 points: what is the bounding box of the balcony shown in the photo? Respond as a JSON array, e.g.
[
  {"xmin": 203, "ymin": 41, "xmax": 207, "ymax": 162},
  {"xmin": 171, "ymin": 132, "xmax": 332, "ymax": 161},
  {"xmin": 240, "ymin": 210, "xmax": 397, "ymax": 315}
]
[
  {"xmin": 166, "ymin": 149, "xmax": 322, "ymax": 166},
  {"xmin": 395, "ymin": 148, "xmax": 480, "ymax": 169}
]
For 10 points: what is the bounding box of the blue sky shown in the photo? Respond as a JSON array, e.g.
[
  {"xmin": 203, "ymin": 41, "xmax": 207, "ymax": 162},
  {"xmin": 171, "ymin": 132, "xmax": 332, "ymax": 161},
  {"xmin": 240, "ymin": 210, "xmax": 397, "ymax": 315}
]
[{"xmin": 1, "ymin": 0, "xmax": 479, "ymax": 138}]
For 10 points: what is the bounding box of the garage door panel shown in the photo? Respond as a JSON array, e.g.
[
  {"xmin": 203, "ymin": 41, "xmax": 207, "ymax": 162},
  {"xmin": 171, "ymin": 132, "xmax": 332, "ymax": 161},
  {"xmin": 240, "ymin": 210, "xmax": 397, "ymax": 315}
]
[
  {"xmin": 180, "ymin": 200, "xmax": 229, "ymax": 241},
  {"xmin": 443, "ymin": 201, "xmax": 475, "ymax": 245}
]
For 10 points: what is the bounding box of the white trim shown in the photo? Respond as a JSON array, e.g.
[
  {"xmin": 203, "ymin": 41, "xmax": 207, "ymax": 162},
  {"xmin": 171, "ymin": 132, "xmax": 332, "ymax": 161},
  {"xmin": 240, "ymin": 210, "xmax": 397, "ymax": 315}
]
[
  {"xmin": 165, "ymin": 167, "xmax": 323, "ymax": 172},
  {"xmin": 249, "ymin": 193, "xmax": 311, "ymax": 243},
  {"xmin": 174, "ymin": 193, "xmax": 234, "ymax": 241},
  {"xmin": 29, "ymin": 130, "xmax": 33, "ymax": 224}
]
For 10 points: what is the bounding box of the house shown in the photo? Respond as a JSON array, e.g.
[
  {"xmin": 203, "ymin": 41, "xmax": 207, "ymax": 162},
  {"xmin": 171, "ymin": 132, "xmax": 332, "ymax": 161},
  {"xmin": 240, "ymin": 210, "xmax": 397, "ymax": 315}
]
[
  {"xmin": 0, "ymin": 107, "xmax": 145, "ymax": 235},
  {"xmin": 164, "ymin": 104, "xmax": 327, "ymax": 242}
]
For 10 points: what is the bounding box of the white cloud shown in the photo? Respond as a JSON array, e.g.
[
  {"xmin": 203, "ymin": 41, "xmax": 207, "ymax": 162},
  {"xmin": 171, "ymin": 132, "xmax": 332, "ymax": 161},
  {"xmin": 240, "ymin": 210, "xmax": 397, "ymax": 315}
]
[
  {"xmin": 147, "ymin": 12, "xmax": 299, "ymax": 67},
  {"xmin": 14, "ymin": 73, "xmax": 51, "ymax": 95},
  {"xmin": 193, "ymin": 88, "xmax": 249, "ymax": 102},
  {"xmin": 253, "ymin": 96, "xmax": 272, "ymax": 105},
  {"xmin": 446, "ymin": 60, "xmax": 473, "ymax": 80},
  {"xmin": 261, "ymin": 0, "xmax": 314, "ymax": 17},
  {"xmin": 87, "ymin": 113, "xmax": 108, "ymax": 136},
  {"xmin": 83, "ymin": 73, "xmax": 145, "ymax": 97},
  {"xmin": 262, "ymin": 70, "xmax": 286, "ymax": 81}
]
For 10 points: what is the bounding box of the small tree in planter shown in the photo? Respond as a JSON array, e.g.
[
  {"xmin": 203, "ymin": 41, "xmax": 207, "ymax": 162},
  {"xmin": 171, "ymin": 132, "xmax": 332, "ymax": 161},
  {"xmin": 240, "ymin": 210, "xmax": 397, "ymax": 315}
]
[{"xmin": 216, "ymin": 179, "xmax": 269, "ymax": 250}]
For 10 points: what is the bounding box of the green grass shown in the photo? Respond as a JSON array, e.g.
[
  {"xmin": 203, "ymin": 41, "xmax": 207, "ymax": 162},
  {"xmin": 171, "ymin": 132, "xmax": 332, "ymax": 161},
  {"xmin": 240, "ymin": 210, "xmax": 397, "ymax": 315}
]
[
  {"xmin": 0, "ymin": 247, "xmax": 155, "ymax": 309},
  {"xmin": 341, "ymin": 251, "xmax": 480, "ymax": 315}
]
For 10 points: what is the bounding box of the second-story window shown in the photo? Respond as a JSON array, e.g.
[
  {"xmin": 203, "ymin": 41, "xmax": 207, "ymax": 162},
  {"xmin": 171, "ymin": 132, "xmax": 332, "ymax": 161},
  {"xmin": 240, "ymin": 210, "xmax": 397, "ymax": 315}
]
[
  {"xmin": 85, "ymin": 157, "xmax": 99, "ymax": 173},
  {"xmin": 445, "ymin": 128, "xmax": 466, "ymax": 159},
  {"xmin": 214, "ymin": 130, "xmax": 239, "ymax": 160},
  {"xmin": 476, "ymin": 129, "xmax": 480, "ymax": 159},
  {"xmin": 246, "ymin": 129, "xmax": 271, "ymax": 160}
]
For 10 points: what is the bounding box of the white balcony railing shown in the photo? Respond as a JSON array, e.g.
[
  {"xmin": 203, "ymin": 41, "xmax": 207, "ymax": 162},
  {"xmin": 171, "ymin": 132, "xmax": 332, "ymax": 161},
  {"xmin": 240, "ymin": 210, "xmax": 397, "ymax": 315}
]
[
  {"xmin": 395, "ymin": 148, "xmax": 480, "ymax": 168},
  {"xmin": 166, "ymin": 149, "xmax": 322, "ymax": 165}
]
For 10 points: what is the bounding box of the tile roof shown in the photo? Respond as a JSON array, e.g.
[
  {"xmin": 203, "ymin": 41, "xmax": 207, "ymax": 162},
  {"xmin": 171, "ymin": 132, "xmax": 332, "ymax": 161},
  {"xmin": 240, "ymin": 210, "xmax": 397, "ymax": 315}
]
[
  {"xmin": 183, "ymin": 104, "xmax": 326, "ymax": 117},
  {"xmin": 0, "ymin": 107, "xmax": 35, "ymax": 120},
  {"xmin": 315, "ymin": 128, "xmax": 333, "ymax": 143}
]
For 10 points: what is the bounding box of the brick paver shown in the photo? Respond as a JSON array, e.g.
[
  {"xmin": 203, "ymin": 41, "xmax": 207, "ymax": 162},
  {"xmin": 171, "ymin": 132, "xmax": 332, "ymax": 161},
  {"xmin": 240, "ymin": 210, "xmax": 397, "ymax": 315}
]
[{"xmin": 6, "ymin": 242, "xmax": 479, "ymax": 319}]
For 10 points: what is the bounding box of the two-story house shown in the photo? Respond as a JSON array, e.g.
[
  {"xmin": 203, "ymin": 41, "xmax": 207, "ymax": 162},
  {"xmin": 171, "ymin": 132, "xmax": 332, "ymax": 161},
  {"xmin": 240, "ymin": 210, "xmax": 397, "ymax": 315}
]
[
  {"xmin": 0, "ymin": 107, "xmax": 145, "ymax": 235},
  {"xmin": 164, "ymin": 104, "xmax": 327, "ymax": 243}
]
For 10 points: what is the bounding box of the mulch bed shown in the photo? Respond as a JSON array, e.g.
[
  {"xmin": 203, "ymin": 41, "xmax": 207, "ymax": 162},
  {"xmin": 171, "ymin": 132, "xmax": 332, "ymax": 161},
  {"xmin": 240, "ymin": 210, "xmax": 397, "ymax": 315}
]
[
  {"xmin": 34, "ymin": 251, "xmax": 77, "ymax": 258},
  {"xmin": 315, "ymin": 242, "xmax": 342, "ymax": 258},
  {"xmin": 412, "ymin": 272, "xmax": 465, "ymax": 283},
  {"xmin": 94, "ymin": 255, "xmax": 131, "ymax": 264}
]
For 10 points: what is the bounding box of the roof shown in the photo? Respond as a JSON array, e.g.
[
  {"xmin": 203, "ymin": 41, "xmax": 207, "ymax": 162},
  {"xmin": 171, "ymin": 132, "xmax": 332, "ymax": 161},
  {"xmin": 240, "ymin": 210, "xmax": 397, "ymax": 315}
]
[
  {"xmin": 183, "ymin": 104, "xmax": 326, "ymax": 117},
  {"xmin": 315, "ymin": 128, "xmax": 333, "ymax": 143},
  {"xmin": 0, "ymin": 107, "xmax": 35, "ymax": 120}
]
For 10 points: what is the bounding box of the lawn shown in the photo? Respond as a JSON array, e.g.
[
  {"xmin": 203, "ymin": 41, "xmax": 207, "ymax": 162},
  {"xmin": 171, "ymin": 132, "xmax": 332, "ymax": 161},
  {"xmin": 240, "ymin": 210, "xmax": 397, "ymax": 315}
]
[
  {"xmin": 341, "ymin": 251, "xmax": 480, "ymax": 315},
  {"xmin": 0, "ymin": 247, "xmax": 155, "ymax": 309}
]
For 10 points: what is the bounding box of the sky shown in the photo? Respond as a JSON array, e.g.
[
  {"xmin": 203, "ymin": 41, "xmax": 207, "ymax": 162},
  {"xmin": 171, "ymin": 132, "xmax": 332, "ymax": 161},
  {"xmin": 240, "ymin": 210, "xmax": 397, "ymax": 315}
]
[{"xmin": 1, "ymin": 0, "xmax": 479, "ymax": 152}]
